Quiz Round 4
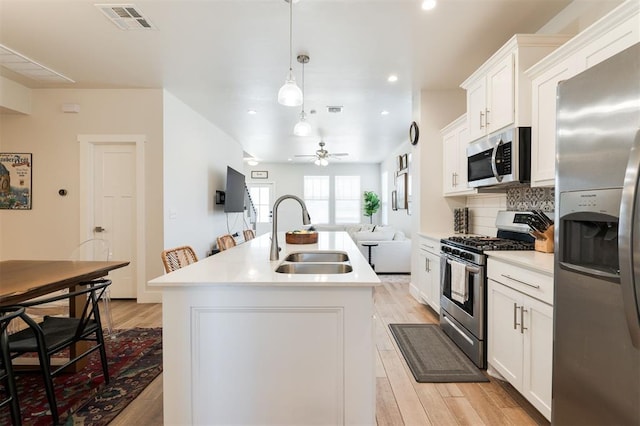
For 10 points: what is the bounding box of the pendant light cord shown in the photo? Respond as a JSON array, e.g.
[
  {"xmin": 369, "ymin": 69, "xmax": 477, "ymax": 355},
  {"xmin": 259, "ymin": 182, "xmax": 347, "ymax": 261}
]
[
  {"xmin": 301, "ymin": 60, "xmax": 305, "ymax": 112},
  {"xmin": 289, "ymin": 0, "xmax": 293, "ymax": 72}
]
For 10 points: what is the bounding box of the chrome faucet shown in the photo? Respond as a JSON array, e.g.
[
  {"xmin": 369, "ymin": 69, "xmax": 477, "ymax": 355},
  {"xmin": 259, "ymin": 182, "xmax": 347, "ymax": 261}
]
[{"xmin": 270, "ymin": 194, "xmax": 311, "ymax": 261}]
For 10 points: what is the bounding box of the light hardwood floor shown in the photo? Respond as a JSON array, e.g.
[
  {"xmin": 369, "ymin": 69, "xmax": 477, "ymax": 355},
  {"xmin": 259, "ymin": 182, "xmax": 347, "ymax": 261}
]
[{"xmin": 108, "ymin": 277, "xmax": 548, "ymax": 425}]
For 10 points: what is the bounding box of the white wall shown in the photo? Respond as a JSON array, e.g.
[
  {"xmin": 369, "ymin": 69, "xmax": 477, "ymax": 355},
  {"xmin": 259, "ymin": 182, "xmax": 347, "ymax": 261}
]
[
  {"xmin": 0, "ymin": 76, "xmax": 32, "ymax": 114},
  {"xmin": 163, "ymin": 91, "xmax": 244, "ymax": 257},
  {"xmin": 537, "ymin": 0, "xmax": 623, "ymax": 34},
  {"xmin": 0, "ymin": 88, "xmax": 164, "ymax": 302},
  {"xmin": 244, "ymin": 162, "xmax": 381, "ymax": 233},
  {"xmin": 417, "ymin": 89, "xmax": 467, "ymax": 235}
]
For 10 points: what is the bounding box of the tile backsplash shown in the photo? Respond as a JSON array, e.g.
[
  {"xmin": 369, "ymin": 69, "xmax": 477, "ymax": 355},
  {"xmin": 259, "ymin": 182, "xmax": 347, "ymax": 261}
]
[
  {"xmin": 506, "ymin": 186, "xmax": 554, "ymax": 212},
  {"xmin": 465, "ymin": 186, "xmax": 555, "ymax": 235}
]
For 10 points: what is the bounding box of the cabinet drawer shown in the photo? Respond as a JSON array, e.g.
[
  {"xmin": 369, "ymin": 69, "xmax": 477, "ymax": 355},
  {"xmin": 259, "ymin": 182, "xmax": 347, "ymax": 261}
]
[
  {"xmin": 419, "ymin": 236, "xmax": 440, "ymax": 255},
  {"xmin": 488, "ymin": 259, "xmax": 553, "ymax": 305}
]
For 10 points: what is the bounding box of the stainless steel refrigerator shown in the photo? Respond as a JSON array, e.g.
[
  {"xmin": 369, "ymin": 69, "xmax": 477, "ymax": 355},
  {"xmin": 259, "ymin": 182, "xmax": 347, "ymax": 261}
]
[{"xmin": 554, "ymin": 42, "xmax": 640, "ymax": 425}]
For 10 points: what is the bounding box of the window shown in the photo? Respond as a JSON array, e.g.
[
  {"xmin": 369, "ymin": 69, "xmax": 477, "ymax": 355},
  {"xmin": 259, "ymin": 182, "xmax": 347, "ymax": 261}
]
[
  {"xmin": 335, "ymin": 176, "xmax": 361, "ymax": 223},
  {"xmin": 303, "ymin": 176, "xmax": 330, "ymax": 224},
  {"xmin": 248, "ymin": 184, "xmax": 272, "ymax": 223}
]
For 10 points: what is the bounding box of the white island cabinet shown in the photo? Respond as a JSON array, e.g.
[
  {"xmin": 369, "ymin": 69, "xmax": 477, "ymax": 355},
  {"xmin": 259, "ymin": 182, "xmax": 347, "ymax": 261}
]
[{"xmin": 149, "ymin": 231, "xmax": 379, "ymax": 426}]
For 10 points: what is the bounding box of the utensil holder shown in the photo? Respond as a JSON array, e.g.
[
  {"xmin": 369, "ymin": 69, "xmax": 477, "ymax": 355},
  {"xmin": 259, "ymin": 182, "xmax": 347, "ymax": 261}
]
[{"xmin": 534, "ymin": 225, "xmax": 554, "ymax": 253}]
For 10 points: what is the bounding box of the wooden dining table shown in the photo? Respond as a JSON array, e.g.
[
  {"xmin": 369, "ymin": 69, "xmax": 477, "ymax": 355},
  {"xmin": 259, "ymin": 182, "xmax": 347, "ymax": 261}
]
[{"xmin": 0, "ymin": 259, "xmax": 130, "ymax": 371}]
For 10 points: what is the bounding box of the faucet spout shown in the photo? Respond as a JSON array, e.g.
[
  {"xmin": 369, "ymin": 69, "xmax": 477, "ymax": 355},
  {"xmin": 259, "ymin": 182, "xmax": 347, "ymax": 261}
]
[{"xmin": 270, "ymin": 194, "xmax": 312, "ymax": 261}]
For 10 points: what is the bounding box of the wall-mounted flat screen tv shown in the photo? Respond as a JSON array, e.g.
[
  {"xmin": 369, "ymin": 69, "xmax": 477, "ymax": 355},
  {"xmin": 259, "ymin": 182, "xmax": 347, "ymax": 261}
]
[{"xmin": 224, "ymin": 166, "xmax": 246, "ymax": 213}]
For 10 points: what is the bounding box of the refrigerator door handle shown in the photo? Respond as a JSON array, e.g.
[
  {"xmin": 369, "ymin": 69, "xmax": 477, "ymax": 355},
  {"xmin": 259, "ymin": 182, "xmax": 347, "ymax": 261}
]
[{"xmin": 619, "ymin": 129, "xmax": 640, "ymax": 348}]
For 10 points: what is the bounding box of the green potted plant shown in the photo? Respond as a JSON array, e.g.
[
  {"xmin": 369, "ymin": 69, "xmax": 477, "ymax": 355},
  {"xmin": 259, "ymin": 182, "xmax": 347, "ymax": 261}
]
[{"xmin": 363, "ymin": 191, "xmax": 381, "ymax": 224}]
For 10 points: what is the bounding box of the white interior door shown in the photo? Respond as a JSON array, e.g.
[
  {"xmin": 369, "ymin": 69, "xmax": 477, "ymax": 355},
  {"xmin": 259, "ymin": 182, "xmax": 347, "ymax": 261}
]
[
  {"xmin": 93, "ymin": 144, "xmax": 136, "ymax": 298},
  {"xmin": 248, "ymin": 182, "xmax": 274, "ymax": 236}
]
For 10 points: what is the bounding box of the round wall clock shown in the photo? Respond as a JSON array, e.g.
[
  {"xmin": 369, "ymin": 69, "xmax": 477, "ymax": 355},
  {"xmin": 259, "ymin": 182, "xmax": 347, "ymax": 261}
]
[{"xmin": 409, "ymin": 121, "xmax": 419, "ymax": 145}]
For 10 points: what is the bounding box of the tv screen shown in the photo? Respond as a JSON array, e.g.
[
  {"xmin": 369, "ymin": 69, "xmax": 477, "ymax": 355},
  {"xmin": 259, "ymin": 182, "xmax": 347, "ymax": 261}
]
[{"xmin": 224, "ymin": 166, "xmax": 246, "ymax": 213}]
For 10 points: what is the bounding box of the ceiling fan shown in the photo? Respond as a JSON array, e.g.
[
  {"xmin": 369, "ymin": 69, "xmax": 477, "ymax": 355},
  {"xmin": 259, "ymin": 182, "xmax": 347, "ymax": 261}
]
[{"xmin": 295, "ymin": 141, "xmax": 348, "ymax": 166}]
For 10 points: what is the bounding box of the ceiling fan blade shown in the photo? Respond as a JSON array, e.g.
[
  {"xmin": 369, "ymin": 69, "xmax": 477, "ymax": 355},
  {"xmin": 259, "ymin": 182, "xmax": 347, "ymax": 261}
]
[
  {"xmin": 294, "ymin": 154, "xmax": 317, "ymax": 158},
  {"xmin": 330, "ymin": 153, "xmax": 349, "ymax": 157}
]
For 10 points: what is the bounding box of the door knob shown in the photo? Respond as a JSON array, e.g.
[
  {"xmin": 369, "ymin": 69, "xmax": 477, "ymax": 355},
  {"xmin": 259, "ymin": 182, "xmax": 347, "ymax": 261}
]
[{"xmin": 94, "ymin": 226, "xmax": 106, "ymax": 233}]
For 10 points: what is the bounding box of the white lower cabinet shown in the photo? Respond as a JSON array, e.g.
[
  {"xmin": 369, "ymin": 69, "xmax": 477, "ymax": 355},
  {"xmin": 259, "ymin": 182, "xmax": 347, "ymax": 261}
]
[
  {"xmin": 487, "ymin": 259, "xmax": 553, "ymax": 421},
  {"xmin": 416, "ymin": 236, "xmax": 441, "ymax": 312}
]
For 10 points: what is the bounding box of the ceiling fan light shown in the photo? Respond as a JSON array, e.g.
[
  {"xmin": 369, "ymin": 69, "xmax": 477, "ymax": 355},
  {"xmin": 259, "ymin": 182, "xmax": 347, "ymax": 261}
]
[
  {"xmin": 320, "ymin": 158, "xmax": 329, "ymax": 166},
  {"xmin": 314, "ymin": 158, "xmax": 321, "ymax": 166},
  {"xmin": 278, "ymin": 72, "xmax": 303, "ymax": 106}
]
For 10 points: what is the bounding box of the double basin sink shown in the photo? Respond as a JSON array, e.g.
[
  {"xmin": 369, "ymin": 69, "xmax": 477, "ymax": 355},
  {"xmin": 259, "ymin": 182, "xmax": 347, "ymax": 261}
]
[{"xmin": 275, "ymin": 251, "xmax": 353, "ymax": 274}]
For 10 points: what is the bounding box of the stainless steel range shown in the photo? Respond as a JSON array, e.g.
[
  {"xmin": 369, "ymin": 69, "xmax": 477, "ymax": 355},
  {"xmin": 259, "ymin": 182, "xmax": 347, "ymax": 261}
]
[{"xmin": 439, "ymin": 211, "xmax": 542, "ymax": 368}]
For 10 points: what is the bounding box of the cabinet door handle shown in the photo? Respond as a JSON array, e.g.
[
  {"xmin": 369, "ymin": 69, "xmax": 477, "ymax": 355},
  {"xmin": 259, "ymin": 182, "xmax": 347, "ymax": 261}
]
[
  {"xmin": 479, "ymin": 111, "xmax": 485, "ymax": 129},
  {"xmin": 501, "ymin": 274, "xmax": 540, "ymax": 289},
  {"xmin": 485, "ymin": 108, "xmax": 491, "ymax": 126},
  {"xmin": 454, "ymin": 172, "xmax": 458, "ymax": 186},
  {"xmin": 425, "ymin": 257, "xmax": 430, "ymax": 272},
  {"xmin": 513, "ymin": 303, "xmax": 520, "ymax": 330},
  {"xmin": 521, "ymin": 307, "xmax": 528, "ymax": 334}
]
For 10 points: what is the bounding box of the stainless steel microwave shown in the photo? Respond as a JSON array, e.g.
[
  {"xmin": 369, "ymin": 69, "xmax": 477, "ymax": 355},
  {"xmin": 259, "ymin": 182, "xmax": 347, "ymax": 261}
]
[{"xmin": 466, "ymin": 127, "xmax": 531, "ymax": 188}]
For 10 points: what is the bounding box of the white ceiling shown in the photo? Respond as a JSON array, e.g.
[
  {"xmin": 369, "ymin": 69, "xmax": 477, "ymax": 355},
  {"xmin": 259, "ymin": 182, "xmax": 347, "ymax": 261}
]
[{"xmin": 0, "ymin": 0, "xmax": 578, "ymax": 163}]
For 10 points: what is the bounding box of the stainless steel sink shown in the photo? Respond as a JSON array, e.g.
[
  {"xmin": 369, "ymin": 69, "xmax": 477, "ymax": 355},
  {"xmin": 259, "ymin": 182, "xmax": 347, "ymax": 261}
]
[
  {"xmin": 284, "ymin": 251, "xmax": 349, "ymax": 263},
  {"xmin": 275, "ymin": 263, "xmax": 353, "ymax": 274}
]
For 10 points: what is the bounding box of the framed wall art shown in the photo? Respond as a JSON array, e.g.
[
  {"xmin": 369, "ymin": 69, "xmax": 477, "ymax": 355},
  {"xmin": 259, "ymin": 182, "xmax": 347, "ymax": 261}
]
[{"xmin": 0, "ymin": 153, "xmax": 32, "ymax": 210}]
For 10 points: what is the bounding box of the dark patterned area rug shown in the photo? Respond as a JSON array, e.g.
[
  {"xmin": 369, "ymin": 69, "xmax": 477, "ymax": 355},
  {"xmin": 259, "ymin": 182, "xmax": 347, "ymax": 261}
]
[
  {"xmin": 389, "ymin": 323, "xmax": 488, "ymax": 383},
  {"xmin": 0, "ymin": 327, "xmax": 162, "ymax": 426}
]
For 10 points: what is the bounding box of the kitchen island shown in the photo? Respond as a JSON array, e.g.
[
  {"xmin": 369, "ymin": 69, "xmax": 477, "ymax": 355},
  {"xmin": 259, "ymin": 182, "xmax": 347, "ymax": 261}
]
[{"xmin": 148, "ymin": 231, "xmax": 380, "ymax": 425}]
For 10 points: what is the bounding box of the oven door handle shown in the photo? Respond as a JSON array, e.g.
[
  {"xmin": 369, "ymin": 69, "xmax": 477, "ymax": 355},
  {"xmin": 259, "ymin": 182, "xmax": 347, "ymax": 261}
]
[
  {"xmin": 446, "ymin": 259, "xmax": 481, "ymax": 275},
  {"xmin": 491, "ymin": 138, "xmax": 504, "ymax": 183}
]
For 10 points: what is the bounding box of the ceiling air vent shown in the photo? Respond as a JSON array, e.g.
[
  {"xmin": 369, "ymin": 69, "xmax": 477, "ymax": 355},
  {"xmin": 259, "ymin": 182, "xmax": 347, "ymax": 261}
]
[
  {"xmin": 96, "ymin": 4, "xmax": 156, "ymax": 30},
  {"xmin": 327, "ymin": 106, "xmax": 343, "ymax": 113}
]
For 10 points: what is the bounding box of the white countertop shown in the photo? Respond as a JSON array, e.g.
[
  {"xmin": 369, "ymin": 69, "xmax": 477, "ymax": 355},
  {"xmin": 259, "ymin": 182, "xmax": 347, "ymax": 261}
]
[
  {"xmin": 149, "ymin": 231, "xmax": 380, "ymax": 288},
  {"xmin": 418, "ymin": 231, "xmax": 450, "ymax": 242},
  {"xmin": 486, "ymin": 250, "xmax": 554, "ymax": 275}
]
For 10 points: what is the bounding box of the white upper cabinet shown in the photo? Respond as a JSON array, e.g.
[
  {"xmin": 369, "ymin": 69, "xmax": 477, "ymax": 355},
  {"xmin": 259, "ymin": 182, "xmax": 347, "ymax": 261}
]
[
  {"xmin": 442, "ymin": 114, "xmax": 476, "ymax": 196},
  {"xmin": 527, "ymin": 1, "xmax": 640, "ymax": 187},
  {"xmin": 461, "ymin": 34, "xmax": 571, "ymax": 143}
]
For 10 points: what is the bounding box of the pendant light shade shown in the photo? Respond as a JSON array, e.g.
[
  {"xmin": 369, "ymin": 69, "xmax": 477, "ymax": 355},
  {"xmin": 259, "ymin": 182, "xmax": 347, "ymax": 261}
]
[
  {"xmin": 278, "ymin": 0, "xmax": 303, "ymax": 107},
  {"xmin": 293, "ymin": 112, "xmax": 312, "ymax": 136},
  {"xmin": 278, "ymin": 70, "xmax": 303, "ymax": 106}
]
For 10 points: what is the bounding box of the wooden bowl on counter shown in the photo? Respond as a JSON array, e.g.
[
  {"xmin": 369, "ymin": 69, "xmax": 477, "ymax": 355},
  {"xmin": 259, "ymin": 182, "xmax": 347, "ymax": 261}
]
[{"xmin": 285, "ymin": 231, "xmax": 318, "ymax": 244}]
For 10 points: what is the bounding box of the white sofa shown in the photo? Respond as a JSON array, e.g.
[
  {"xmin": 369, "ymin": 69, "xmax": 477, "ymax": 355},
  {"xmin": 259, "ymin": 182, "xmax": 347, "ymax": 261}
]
[{"xmin": 310, "ymin": 224, "xmax": 412, "ymax": 273}]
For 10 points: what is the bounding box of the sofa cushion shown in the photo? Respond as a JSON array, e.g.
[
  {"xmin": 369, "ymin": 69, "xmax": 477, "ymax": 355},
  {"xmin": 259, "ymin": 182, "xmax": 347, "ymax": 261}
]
[{"xmin": 393, "ymin": 231, "xmax": 407, "ymax": 241}]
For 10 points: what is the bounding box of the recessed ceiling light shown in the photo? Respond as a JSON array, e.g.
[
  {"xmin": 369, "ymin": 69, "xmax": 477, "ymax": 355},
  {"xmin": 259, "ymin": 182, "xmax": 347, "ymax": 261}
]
[
  {"xmin": 422, "ymin": 0, "xmax": 437, "ymax": 11},
  {"xmin": 247, "ymin": 159, "xmax": 259, "ymax": 166},
  {"xmin": 381, "ymin": 110, "xmax": 390, "ymax": 116},
  {"xmin": 387, "ymin": 74, "xmax": 398, "ymax": 83},
  {"xmin": 247, "ymin": 109, "xmax": 257, "ymax": 115}
]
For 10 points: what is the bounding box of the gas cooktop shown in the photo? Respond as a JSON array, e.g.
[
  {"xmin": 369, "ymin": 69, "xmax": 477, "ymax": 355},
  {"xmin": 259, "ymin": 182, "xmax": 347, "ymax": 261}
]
[{"xmin": 443, "ymin": 235, "xmax": 534, "ymax": 253}]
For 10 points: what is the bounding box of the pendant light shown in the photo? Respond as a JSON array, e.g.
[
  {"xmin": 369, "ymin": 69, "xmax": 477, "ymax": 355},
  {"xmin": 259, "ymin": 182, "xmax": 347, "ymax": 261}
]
[
  {"xmin": 278, "ymin": 0, "xmax": 303, "ymax": 107},
  {"xmin": 293, "ymin": 54, "xmax": 312, "ymax": 136}
]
